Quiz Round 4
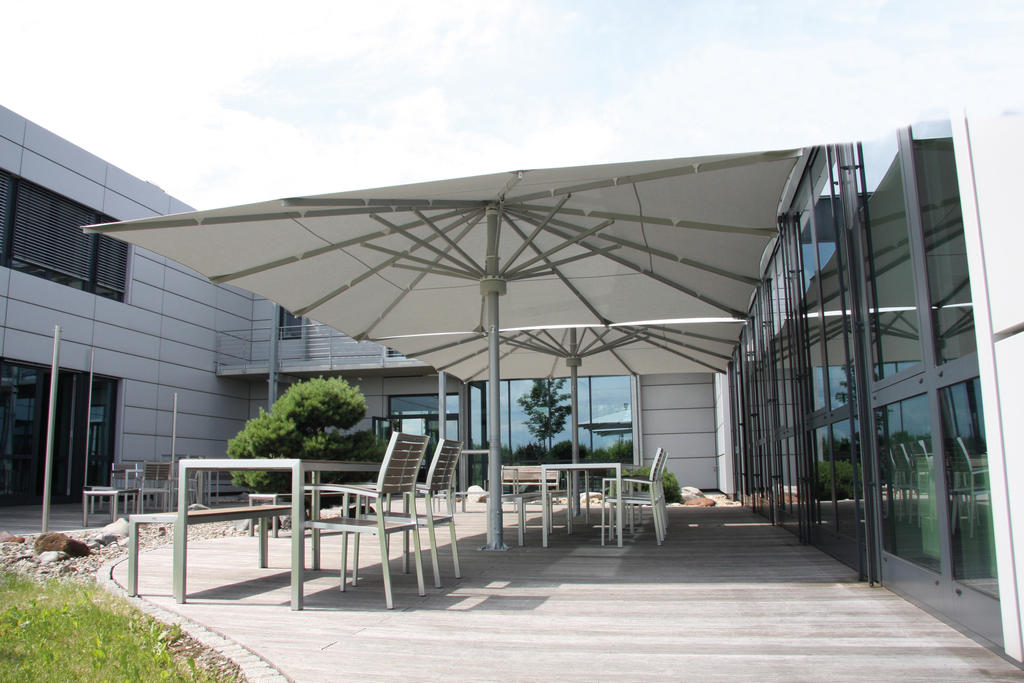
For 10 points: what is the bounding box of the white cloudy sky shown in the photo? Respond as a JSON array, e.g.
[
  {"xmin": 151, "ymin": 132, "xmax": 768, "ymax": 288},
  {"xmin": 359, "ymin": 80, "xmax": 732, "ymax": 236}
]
[{"xmin": 4, "ymin": 0, "xmax": 1023, "ymax": 210}]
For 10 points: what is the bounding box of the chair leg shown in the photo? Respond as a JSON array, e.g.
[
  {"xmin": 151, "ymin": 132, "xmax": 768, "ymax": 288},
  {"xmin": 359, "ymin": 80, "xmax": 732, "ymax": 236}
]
[
  {"xmin": 339, "ymin": 531, "xmax": 349, "ymax": 591},
  {"xmin": 352, "ymin": 532, "xmax": 361, "ymax": 586},
  {"xmin": 379, "ymin": 527, "xmax": 394, "ymax": 610},
  {"xmin": 400, "ymin": 494, "xmax": 410, "ymax": 575},
  {"xmin": 410, "ymin": 513, "xmax": 426, "ymax": 597},
  {"xmin": 425, "ymin": 497, "xmax": 442, "ymax": 588},
  {"xmin": 447, "ymin": 492, "xmax": 461, "ymax": 578},
  {"xmin": 448, "ymin": 516, "xmax": 461, "ymax": 579},
  {"xmin": 652, "ymin": 505, "xmax": 663, "ymax": 546}
]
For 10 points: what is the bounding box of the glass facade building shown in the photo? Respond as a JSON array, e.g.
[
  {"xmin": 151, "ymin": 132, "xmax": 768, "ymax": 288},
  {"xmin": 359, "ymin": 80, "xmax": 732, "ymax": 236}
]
[{"xmin": 729, "ymin": 122, "xmax": 999, "ymax": 644}]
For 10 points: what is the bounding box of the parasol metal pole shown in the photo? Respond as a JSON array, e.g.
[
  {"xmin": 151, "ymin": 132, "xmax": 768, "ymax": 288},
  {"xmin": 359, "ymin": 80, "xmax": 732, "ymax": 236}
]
[
  {"xmin": 437, "ymin": 370, "xmax": 446, "ymax": 441},
  {"xmin": 41, "ymin": 325, "xmax": 61, "ymax": 533},
  {"xmin": 268, "ymin": 303, "xmax": 280, "ymax": 408},
  {"xmin": 481, "ymin": 205, "xmax": 507, "ymax": 550},
  {"xmin": 568, "ymin": 328, "xmax": 581, "ymax": 517}
]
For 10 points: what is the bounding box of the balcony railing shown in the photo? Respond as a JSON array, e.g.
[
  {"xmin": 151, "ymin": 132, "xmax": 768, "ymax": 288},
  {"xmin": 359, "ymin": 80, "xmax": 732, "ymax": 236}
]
[{"xmin": 216, "ymin": 322, "xmax": 425, "ymax": 375}]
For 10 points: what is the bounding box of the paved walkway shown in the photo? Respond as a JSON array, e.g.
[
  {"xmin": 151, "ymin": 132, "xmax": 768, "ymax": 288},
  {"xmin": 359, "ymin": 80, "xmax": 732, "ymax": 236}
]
[{"xmin": 92, "ymin": 502, "xmax": 1024, "ymax": 683}]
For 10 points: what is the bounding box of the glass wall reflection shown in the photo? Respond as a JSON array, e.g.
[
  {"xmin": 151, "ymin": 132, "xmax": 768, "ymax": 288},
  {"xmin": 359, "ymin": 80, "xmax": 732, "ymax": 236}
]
[
  {"xmin": 466, "ymin": 375, "xmax": 633, "ymax": 476},
  {"xmin": 912, "ymin": 124, "xmax": 976, "ymax": 363},
  {"xmin": 941, "ymin": 378, "xmax": 996, "ymax": 595},
  {"xmin": 862, "ymin": 135, "xmax": 922, "ymax": 379},
  {"xmin": 877, "ymin": 393, "xmax": 940, "ymax": 572}
]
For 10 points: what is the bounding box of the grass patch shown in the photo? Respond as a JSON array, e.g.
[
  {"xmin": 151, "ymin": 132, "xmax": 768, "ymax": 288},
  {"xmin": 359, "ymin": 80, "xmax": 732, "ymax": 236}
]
[{"xmin": 0, "ymin": 572, "xmax": 237, "ymax": 682}]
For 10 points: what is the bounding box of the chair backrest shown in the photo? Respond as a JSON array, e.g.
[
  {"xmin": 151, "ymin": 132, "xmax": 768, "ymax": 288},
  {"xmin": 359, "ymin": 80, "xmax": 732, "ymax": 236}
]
[
  {"xmin": 376, "ymin": 432, "xmax": 431, "ymax": 494},
  {"xmin": 142, "ymin": 461, "xmax": 172, "ymax": 482},
  {"xmin": 649, "ymin": 447, "xmax": 668, "ymax": 484},
  {"xmin": 425, "ymin": 439, "xmax": 463, "ymax": 493},
  {"xmin": 111, "ymin": 462, "xmax": 141, "ymax": 487},
  {"xmin": 502, "ymin": 465, "xmax": 558, "ymax": 491}
]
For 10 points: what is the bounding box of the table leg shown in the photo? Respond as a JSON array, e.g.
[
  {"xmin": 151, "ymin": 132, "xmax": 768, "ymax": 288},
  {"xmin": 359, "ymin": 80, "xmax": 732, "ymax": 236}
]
[
  {"xmin": 128, "ymin": 519, "xmax": 140, "ymax": 597},
  {"xmin": 616, "ymin": 469, "xmax": 623, "ymax": 548},
  {"xmin": 311, "ymin": 473, "xmax": 322, "ymax": 571},
  {"xmin": 542, "ymin": 470, "xmax": 550, "ymax": 548},
  {"xmin": 290, "ymin": 463, "xmax": 304, "ymax": 610},
  {"xmin": 258, "ymin": 516, "xmax": 269, "ymax": 568},
  {"xmin": 567, "ymin": 471, "xmax": 575, "ymax": 535},
  {"xmin": 584, "ymin": 472, "xmax": 591, "ymax": 525}
]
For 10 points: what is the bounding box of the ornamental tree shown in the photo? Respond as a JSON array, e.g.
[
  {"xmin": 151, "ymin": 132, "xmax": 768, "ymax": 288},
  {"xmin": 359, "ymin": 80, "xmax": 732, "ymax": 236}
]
[
  {"xmin": 517, "ymin": 378, "xmax": 572, "ymax": 452},
  {"xmin": 228, "ymin": 376, "xmax": 385, "ymax": 492}
]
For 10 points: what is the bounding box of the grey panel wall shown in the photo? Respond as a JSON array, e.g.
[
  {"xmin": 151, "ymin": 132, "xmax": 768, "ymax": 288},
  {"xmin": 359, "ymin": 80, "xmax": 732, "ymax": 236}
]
[
  {"xmin": 639, "ymin": 372, "xmax": 718, "ymax": 489},
  {"xmin": 0, "ymin": 104, "xmax": 259, "ymax": 470}
]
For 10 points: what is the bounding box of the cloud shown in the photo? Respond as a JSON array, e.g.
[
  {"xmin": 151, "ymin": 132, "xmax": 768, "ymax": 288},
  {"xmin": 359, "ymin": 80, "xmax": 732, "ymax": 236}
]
[{"xmin": 1, "ymin": 0, "xmax": 1022, "ymax": 209}]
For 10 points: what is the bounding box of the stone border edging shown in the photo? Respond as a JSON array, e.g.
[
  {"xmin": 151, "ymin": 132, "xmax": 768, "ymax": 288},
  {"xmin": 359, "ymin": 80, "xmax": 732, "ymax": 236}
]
[{"xmin": 99, "ymin": 554, "xmax": 291, "ymax": 683}]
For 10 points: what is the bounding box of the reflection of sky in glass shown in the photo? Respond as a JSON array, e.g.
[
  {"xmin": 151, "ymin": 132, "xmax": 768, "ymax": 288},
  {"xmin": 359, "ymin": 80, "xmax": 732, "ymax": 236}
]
[
  {"xmin": 860, "ymin": 132, "xmax": 899, "ymax": 193},
  {"xmin": 881, "ymin": 393, "xmax": 931, "ymax": 444},
  {"xmin": 910, "ymin": 119, "xmax": 953, "ymax": 141}
]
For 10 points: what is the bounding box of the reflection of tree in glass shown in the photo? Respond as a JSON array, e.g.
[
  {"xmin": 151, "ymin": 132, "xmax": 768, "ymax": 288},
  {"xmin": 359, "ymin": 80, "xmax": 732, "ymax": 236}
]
[{"xmin": 517, "ymin": 379, "xmax": 571, "ymax": 451}]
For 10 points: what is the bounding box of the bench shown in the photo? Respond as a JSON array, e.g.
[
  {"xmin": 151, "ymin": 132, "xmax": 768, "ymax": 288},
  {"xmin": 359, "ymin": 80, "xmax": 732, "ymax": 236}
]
[{"xmin": 127, "ymin": 504, "xmax": 292, "ymax": 598}]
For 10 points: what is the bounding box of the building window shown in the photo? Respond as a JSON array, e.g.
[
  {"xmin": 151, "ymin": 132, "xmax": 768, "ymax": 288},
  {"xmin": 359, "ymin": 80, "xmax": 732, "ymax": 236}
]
[
  {"xmin": 0, "ymin": 360, "xmax": 117, "ymax": 504},
  {"xmin": 466, "ymin": 375, "xmax": 632, "ymax": 466},
  {"xmin": 0, "ymin": 170, "xmax": 128, "ymax": 301},
  {"xmin": 278, "ymin": 308, "xmax": 303, "ymax": 340}
]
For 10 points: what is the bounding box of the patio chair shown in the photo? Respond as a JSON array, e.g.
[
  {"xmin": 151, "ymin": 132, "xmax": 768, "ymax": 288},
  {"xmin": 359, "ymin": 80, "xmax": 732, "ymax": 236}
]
[
  {"xmin": 602, "ymin": 447, "xmax": 668, "ymax": 545},
  {"xmin": 950, "ymin": 436, "xmax": 989, "ymax": 537},
  {"xmin": 82, "ymin": 462, "xmax": 142, "ymax": 526},
  {"xmin": 138, "ymin": 461, "xmax": 173, "ymax": 512},
  {"xmin": 415, "ymin": 439, "xmax": 463, "ymax": 587},
  {"xmin": 305, "ymin": 432, "xmax": 430, "ymax": 609}
]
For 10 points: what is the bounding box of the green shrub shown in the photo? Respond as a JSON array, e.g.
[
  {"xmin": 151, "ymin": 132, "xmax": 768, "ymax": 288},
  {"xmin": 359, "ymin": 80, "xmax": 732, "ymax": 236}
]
[
  {"xmin": 592, "ymin": 439, "xmax": 633, "ymax": 462},
  {"xmin": 228, "ymin": 377, "xmax": 383, "ymax": 492},
  {"xmin": 512, "ymin": 442, "xmax": 548, "ymax": 463},
  {"xmin": 815, "ymin": 459, "xmax": 860, "ymax": 500},
  {"xmin": 623, "ymin": 464, "xmax": 682, "ymax": 504},
  {"xmin": 549, "ymin": 440, "xmax": 589, "ymax": 462}
]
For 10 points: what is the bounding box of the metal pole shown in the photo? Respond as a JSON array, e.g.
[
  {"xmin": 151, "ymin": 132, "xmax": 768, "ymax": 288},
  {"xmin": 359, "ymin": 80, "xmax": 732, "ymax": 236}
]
[
  {"xmin": 482, "ymin": 205, "xmax": 507, "ymax": 550},
  {"xmin": 171, "ymin": 391, "xmax": 178, "ymax": 463},
  {"xmin": 41, "ymin": 325, "xmax": 61, "ymax": 532},
  {"xmin": 83, "ymin": 349, "xmax": 95, "ymax": 484},
  {"xmin": 437, "ymin": 371, "xmax": 446, "ymax": 441},
  {"xmin": 568, "ymin": 329, "xmax": 581, "ymax": 517},
  {"xmin": 268, "ymin": 303, "xmax": 280, "ymax": 408}
]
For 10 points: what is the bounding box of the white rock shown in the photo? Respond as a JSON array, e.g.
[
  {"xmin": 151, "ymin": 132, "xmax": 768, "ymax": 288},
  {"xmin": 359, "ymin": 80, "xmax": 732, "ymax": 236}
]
[
  {"xmin": 680, "ymin": 486, "xmax": 707, "ymax": 503},
  {"xmin": 466, "ymin": 485, "xmax": 487, "ymax": 503},
  {"xmin": 101, "ymin": 518, "xmax": 130, "ymax": 537},
  {"xmin": 89, "ymin": 533, "xmax": 121, "ymax": 547},
  {"xmin": 38, "ymin": 551, "xmax": 67, "ymax": 564},
  {"xmin": 580, "ymin": 492, "xmax": 603, "ymax": 503}
]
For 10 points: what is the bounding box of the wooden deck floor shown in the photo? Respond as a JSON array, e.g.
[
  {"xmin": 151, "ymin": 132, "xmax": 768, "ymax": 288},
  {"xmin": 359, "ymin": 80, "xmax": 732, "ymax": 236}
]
[{"xmin": 108, "ymin": 503, "xmax": 1024, "ymax": 683}]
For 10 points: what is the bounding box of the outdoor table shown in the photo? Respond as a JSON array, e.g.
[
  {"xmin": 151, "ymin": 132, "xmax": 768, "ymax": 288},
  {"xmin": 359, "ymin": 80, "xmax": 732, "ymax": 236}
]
[
  {"xmin": 172, "ymin": 458, "xmax": 379, "ymax": 610},
  {"xmin": 540, "ymin": 462, "xmax": 623, "ymax": 548}
]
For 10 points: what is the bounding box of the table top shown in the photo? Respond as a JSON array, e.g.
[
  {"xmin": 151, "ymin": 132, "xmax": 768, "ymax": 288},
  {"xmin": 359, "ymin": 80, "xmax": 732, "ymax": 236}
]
[
  {"xmin": 176, "ymin": 458, "xmax": 380, "ymax": 473},
  {"xmin": 540, "ymin": 462, "xmax": 622, "ymax": 473}
]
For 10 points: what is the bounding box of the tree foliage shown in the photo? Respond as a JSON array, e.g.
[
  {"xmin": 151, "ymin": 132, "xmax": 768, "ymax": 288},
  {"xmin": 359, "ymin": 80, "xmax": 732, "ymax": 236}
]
[
  {"xmin": 228, "ymin": 377, "xmax": 385, "ymax": 492},
  {"xmin": 517, "ymin": 378, "xmax": 571, "ymax": 450}
]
